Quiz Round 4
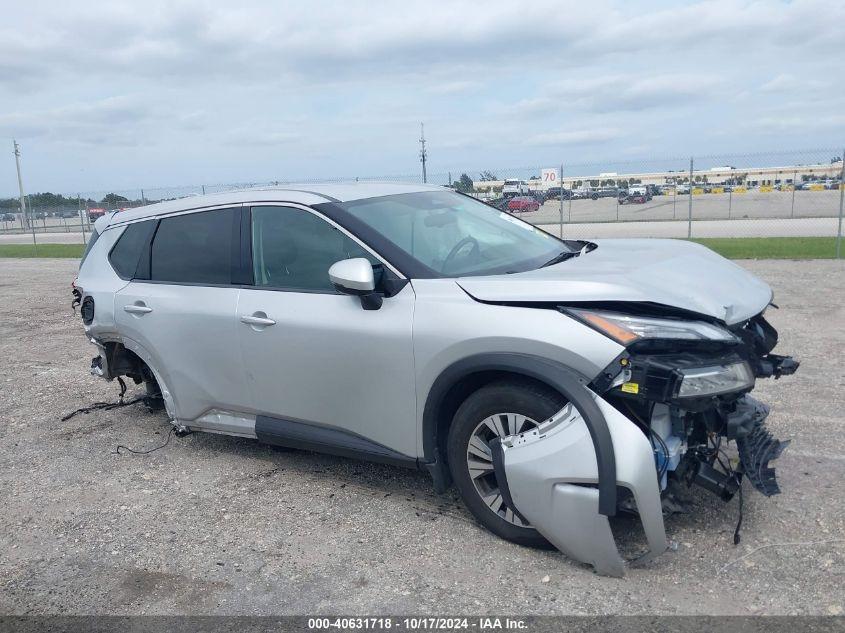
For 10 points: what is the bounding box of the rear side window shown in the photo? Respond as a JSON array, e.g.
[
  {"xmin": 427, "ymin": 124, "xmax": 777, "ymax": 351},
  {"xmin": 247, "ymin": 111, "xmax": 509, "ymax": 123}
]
[
  {"xmin": 79, "ymin": 229, "xmax": 99, "ymax": 268},
  {"xmin": 109, "ymin": 221, "xmax": 156, "ymax": 279},
  {"xmin": 150, "ymin": 208, "xmax": 237, "ymax": 284}
]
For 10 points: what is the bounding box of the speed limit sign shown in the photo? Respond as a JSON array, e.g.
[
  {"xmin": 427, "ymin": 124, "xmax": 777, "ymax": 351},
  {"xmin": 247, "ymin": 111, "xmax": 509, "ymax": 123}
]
[{"xmin": 541, "ymin": 168, "xmax": 559, "ymax": 184}]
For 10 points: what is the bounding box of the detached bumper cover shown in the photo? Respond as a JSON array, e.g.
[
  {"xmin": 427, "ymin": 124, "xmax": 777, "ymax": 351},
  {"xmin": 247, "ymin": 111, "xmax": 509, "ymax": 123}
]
[{"xmin": 499, "ymin": 393, "xmax": 667, "ymax": 577}]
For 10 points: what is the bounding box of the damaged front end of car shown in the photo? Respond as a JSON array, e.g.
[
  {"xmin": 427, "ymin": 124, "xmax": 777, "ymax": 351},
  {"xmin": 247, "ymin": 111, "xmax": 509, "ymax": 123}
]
[{"xmin": 494, "ymin": 307, "xmax": 798, "ymax": 576}]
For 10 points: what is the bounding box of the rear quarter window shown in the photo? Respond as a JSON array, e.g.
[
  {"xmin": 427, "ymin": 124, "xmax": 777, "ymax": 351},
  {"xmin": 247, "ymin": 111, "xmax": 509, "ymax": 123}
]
[
  {"xmin": 79, "ymin": 229, "xmax": 100, "ymax": 268},
  {"xmin": 109, "ymin": 220, "xmax": 157, "ymax": 279}
]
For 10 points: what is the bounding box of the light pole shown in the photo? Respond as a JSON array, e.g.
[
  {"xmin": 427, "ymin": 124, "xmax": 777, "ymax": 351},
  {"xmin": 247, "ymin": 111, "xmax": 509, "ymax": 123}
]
[{"xmin": 13, "ymin": 140, "xmax": 37, "ymax": 254}]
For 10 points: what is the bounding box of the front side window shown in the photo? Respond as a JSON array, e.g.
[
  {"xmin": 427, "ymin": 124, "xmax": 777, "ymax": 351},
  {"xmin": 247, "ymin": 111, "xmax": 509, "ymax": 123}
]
[
  {"xmin": 327, "ymin": 191, "xmax": 573, "ymax": 277},
  {"xmin": 150, "ymin": 207, "xmax": 236, "ymax": 284},
  {"xmin": 251, "ymin": 206, "xmax": 376, "ymax": 292}
]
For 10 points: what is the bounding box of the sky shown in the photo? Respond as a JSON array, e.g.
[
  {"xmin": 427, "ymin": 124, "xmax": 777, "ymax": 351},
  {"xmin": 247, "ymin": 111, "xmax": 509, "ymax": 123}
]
[{"xmin": 1, "ymin": 0, "xmax": 844, "ymax": 196}]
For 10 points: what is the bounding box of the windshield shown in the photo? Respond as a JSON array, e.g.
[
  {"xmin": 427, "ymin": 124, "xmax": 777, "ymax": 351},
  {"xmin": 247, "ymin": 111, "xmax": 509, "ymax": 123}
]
[{"xmin": 333, "ymin": 191, "xmax": 574, "ymax": 277}]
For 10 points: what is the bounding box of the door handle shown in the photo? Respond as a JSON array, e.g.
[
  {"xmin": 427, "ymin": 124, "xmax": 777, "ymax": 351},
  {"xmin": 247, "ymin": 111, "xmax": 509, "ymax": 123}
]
[
  {"xmin": 240, "ymin": 314, "xmax": 276, "ymax": 327},
  {"xmin": 124, "ymin": 304, "xmax": 153, "ymax": 315}
]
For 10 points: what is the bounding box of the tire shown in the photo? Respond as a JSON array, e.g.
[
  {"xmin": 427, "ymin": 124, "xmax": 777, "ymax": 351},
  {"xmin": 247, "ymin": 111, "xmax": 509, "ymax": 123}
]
[{"xmin": 447, "ymin": 378, "xmax": 566, "ymax": 548}]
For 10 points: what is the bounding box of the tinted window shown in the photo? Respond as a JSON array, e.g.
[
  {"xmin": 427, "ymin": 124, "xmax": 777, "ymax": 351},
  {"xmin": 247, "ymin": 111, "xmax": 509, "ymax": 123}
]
[
  {"xmin": 150, "ymin": 208, "xmax": 236, "ymax": 284},
  {"xmin": 109, "ymin": 221, "xmax": 155, "ymax": 279},
  {"xmin": 79, "ymin": 229, "xmax": 99, "ymax": 268},
  {"xmin": 252, "ymin": 206, "xmax": 376, "ymax": 292}
]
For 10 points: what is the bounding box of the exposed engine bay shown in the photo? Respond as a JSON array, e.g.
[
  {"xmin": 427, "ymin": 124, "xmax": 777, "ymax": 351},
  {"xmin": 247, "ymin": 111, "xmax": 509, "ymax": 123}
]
[
  {"xmin": 495, "ymin": 308, "xmax": 798, "ymax": 577},
  {"xmin": 595, "ymin": 311, "xmax": 796, "ymax": 506}
]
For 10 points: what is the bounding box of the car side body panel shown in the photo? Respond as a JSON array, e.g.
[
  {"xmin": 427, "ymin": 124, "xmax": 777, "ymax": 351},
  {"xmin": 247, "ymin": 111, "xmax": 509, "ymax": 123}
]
[
  {"xmin": 411, "ymin": 278, "xmax": 625, "ymax": 459},
  {"xmin": 114, "ymin": 282, "xmax": 250, "ymax": 421}
]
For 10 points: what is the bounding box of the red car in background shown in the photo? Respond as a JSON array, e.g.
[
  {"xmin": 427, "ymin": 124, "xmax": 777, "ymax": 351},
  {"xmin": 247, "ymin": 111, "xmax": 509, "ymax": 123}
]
[{"xmin": 506, "ymin": 196, "xmax": 540, "ymax": 213}]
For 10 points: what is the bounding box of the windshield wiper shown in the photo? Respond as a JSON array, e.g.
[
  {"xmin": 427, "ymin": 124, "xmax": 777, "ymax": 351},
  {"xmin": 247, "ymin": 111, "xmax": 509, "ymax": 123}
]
[{"xmin": 540, "ymin": 250, "xmax": 580, "ymax": 268}]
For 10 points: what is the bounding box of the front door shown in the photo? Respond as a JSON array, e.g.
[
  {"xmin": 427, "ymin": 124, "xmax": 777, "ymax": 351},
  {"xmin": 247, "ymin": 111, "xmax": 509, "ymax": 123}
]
[{"xmin": 237, "ymin": 204, "xmax": 418, "ymax": 458}]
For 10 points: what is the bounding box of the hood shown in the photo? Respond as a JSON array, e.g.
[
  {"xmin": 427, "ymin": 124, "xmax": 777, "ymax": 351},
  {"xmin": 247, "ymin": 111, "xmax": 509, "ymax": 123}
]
[{"xmin": 456, "ymin": 239, "xmax": 772, "ymax": 325}]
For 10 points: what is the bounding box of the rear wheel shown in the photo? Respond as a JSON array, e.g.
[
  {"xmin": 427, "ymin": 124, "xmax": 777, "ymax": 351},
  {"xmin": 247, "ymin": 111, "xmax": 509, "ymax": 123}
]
[{"xmin": 447, "ymin": 379, "xmax": 566, "ymax": 548}]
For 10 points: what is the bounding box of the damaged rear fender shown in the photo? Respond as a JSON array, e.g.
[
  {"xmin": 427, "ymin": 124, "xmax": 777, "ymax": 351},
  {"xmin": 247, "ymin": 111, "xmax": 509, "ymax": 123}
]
[{"xmin": 498, "ymin": 391, "xmax": 667, "ymax": 577}]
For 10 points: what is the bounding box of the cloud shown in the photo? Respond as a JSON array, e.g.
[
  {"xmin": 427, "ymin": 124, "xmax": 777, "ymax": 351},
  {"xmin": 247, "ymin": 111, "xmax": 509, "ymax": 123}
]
[
  {"xmin": 426, "ymin": 81, "xmax": 481, "ymax": 95},
  {"xmin": 760, "ymin": 73, "xmax": 826, "ymax": 94},
  {"xmin": 0, "ymin": 96, "xmax": 156, "ymax": 144},
  {"xmin": 0, "ymin": 0, "xmax": 843, "ymax": 193},
  {"xmin": 526, "ymin": 128, "xmax": 624, "ymax": 147},
  {"xmin": 2, "ymin": 0, "xmax": 842, "ymax": 89}
]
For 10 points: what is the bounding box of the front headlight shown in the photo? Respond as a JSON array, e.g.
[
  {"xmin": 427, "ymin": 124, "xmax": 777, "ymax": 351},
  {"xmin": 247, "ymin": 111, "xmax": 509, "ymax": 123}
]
[
  {"xmin": 677, "ymin": 362, "xmax": 754, "ymax": 397},
  {"xmin": 567, "ymin": 309, "xmax": 737, "ymax": 345}
]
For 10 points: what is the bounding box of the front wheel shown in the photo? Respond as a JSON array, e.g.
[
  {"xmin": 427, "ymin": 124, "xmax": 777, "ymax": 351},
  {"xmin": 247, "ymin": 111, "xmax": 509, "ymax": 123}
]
[{"xmin": 447, "ymin": 379, "xmax": 567, "ymax": 548}]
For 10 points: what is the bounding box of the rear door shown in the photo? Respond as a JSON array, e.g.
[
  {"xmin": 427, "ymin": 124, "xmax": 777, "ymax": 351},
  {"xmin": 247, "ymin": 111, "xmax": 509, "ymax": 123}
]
[
  {"xmin": 114, "ymin": 206, "xmax": 251, "ymax": 422},
  {"xmin": 236, "ymin": 204, "xmax": 418, "ymax": 458}
]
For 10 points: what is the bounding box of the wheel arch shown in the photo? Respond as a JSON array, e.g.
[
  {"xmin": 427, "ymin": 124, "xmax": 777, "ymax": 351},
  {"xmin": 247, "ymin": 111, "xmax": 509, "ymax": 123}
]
[{"xmin": 421, "ymin": 352, "xmax": 618, "ymax": 516}]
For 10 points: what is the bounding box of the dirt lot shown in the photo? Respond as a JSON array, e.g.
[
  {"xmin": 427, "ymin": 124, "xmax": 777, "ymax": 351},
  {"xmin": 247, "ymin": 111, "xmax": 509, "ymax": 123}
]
[{"xmin": 0, "ymin": 258, "xmax": 843, "ymax": 616}]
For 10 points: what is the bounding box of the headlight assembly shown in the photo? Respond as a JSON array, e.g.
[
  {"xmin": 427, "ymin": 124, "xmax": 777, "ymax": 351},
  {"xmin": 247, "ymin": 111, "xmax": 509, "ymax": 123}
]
[
  {"xmin": 567, "ymin": 309, "xmax": 737, "ymax": 346},
  {"xmin": 677, "ymin": 362, "xmax": 754, "ymax": 397}
]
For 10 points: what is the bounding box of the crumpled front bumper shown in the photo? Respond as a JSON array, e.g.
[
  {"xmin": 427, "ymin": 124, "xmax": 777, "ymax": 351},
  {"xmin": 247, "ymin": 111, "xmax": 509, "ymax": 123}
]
[{"xmin": 497, "ymin": 391, "xmax": 668, "ymax": 577}]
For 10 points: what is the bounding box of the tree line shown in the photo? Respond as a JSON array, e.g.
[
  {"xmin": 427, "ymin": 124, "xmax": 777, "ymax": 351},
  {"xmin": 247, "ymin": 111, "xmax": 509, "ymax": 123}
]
[{"xmin": 0, "ymin": 192, "xmax": 140, "ymax": 210}]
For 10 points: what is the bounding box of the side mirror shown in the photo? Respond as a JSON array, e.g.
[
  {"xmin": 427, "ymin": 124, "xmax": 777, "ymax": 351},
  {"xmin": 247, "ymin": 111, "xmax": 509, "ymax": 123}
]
[{"xmin": 328, "ymin": 258, "xmax": 383, "ymax": 310}]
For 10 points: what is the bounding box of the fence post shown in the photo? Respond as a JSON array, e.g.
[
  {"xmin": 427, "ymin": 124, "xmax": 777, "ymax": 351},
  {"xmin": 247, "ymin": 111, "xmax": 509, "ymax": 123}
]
[
  {"xmin": 687, "ymin": 157, "xmax": 694, "ymax": 239},
  {"xmin": 790, "ymin": 169, "xmax": 796, "ymax": 218},
  {"xmin": 672, "ymin": 181, "xmax": 677, "ymax": 219},
  {"xmin": 728, "ymin": 186, "xmax": 732, "ymax": 219},
  {"xmin": 559, "ymin": 163, "xmax": 564, "ymax": 237},
  {"xmin": 836, "ymin": 148, "xmax": 844, "ymax": 259}
]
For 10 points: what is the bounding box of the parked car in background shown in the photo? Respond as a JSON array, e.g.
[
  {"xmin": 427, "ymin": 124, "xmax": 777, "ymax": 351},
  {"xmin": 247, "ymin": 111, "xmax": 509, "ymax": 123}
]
[
  {"xmin": 544, "ymin": 189, "xmax": 572, "ymax": 202},
  {"xmin": 507, "ymin": 196, "xmax": 540, "ymax": 213},
  {"xmin": 676, "ymin": 184, "xmax": 691, "ymax": 195},
  {"xmin": 502, "ymin": 179, "xmax": 530, "ymax": 198},
  {"xmin": 586, "ymin": 187, "xmax": 619, "ymax": 200},
  {"xmin": 2, "ymin": 212, "xmax": 16, "ymax": 222},
  {"xmin": 618, "ymin": 186, "xmax": 650, "ymax": 204},
  {"xmin": 88, "ymin": 208, "xmax": 108, "ymax": 221}
]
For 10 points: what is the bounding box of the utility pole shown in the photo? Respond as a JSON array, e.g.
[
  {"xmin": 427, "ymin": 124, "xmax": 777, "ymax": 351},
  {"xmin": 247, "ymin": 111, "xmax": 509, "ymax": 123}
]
[
  {"xmin": 419, "ymin": 123, "xmax": 428, "ymax": 184},
  {"xmin": 13, "ymin": 140, "xmax": 37, "ymax": 253}
]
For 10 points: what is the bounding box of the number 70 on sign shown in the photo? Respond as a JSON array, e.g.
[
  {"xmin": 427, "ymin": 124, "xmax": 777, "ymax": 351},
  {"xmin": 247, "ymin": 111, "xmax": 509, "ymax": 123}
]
[{"xmin": 541, "ymin": 168, "xmax": 561, "ymax": 184}]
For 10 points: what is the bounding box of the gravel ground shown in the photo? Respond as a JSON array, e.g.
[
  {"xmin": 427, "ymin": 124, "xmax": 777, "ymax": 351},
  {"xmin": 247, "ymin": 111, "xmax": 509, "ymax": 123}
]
[{"xmin": 0, "ymin": 258, "xmax": 843, "ymax": 616}]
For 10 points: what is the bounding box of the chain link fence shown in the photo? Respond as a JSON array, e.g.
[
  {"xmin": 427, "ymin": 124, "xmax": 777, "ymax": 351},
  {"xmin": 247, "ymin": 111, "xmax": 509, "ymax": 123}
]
[{"xmin": 2, "ymin": 148, "xmax": 843, "ymax": 257}]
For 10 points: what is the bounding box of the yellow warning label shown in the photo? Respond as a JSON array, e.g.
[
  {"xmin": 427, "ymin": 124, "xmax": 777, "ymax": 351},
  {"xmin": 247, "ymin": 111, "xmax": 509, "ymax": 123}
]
[
  {"xmin": 711, "ymin": 187, "xmax": 724, "ymax": 194},
  {"xmin": 621, "ymin": 382, "xmax": 640, "ymax": 394},
  {"xmin": 733, "ymin": 187, "xmax": 747, "ymax": 194},
  {"xmin": 760, "ymin": 185, "xmax": 773, "ymax": 193},
  {"xmin": 692, "ymin": 188, "xmax": 705, "ymax": 195}
]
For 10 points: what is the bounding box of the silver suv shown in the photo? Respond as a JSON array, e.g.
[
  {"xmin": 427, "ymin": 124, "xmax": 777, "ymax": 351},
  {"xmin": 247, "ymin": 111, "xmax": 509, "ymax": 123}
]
[{"xmin": 76, "ymin": 183, "xmax": 798, "ymax": 576}]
